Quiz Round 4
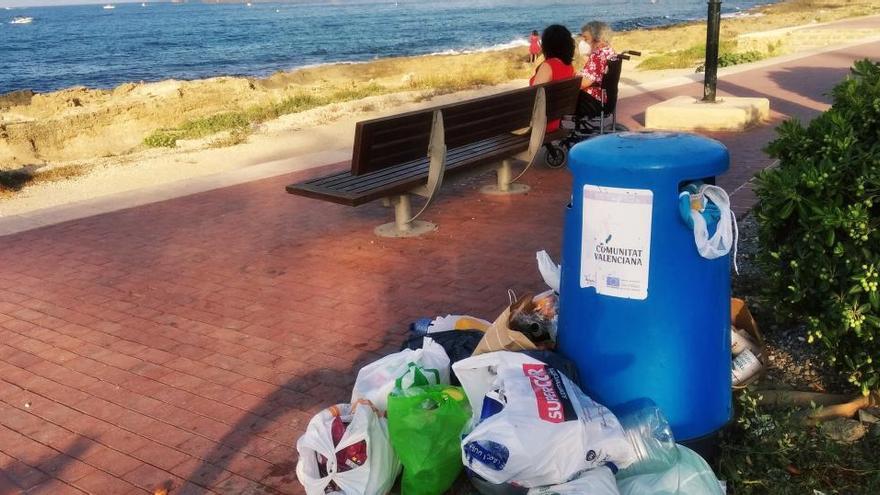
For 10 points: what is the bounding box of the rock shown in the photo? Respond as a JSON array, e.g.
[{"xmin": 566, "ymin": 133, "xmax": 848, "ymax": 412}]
[
  {"xmin": 859, "ymin": 409, "xmax": 880, "ymax": 425},
  {"xmin": 0, "ymin": 89, "xmax": 35, "ymax": 110},
  {"xmin": 872, "ymin": 423, "xmax": 880, "ymax": 439},
  {"xmin": 819, "ymin": 418, "xmax": 867, "ymax": 443}
]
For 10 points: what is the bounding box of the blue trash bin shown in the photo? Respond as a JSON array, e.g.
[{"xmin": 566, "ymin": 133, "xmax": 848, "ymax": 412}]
[{"xmin": 557, "ymin": 131, "xmax": 731, "ymax": 443}]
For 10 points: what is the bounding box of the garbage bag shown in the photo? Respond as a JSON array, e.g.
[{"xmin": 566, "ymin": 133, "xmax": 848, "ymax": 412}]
[
  {"xmin": 467, "ymin": 471, "xmax": 528, "ymax": 495},
  {"xmin": 351, "ymin": 337, "xmax": 450, "ymax": 412},
  {"xmin": 617, "ymin": 444, "xmax": 723, "ymax": 495},
  {"xmin": 455, "ymin": 352, "xmax": 635, "ymax": 488},
  {"xmin": 527, "ymin": 290, "xmax": 559, "ymax": 342},
  {"xmin": 473, "ymin": 297, "xmax": 553, "ymax": 356},
  {"xmin": 527, "ymin": 466, "xmax": 620, "ymax": 495},
  {"xmin": 402, "ymin": 330, "xmax": 485, "ymax": 383},
  {"xmin": 536, "ymin": 250, "xmax": 561, "ymax": 293},
  {"xmin": 295, "ymin": 401, "xmax": 400, "ymax": 495},
  {"xmin": 678, "ymin": 184, "xmax": 738, "ymax": 271},
  {"xmin": 409, "ymin": 315, "xmax": 491, "ymax": 336},
  {"xmin": 387, "ymin": 385, "xmax": 472, "ymax": 495},
  {"xmin": 430, "ymin": 315, "xmax": 491, "ymax": 333},
  {"xmin": 519, "ymin": 350, "xmax": 580, "ymax": 388}
]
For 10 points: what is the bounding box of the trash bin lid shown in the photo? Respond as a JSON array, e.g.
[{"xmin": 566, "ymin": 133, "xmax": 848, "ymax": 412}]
[{"xmin": 569, "ymin": 131, "xmax": 729, "ymax": 179}]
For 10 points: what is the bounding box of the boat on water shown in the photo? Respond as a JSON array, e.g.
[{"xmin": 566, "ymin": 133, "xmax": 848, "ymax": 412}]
[
  {"xmin": 10, "ymin": 16, "xmax": 33, "ymax": 24},
  {"xmin": 141, "ymin": 2, "xmax": 147, "ymax": 6},
  {"xmin": 103, "ymin": 4, "xmax": 115, "ymax": 9}
]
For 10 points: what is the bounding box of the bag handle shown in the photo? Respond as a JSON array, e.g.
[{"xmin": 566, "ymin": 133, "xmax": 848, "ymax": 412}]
[
  {"xmin": 394, "ymin": 361, "xmax": 441, "ymax": 390},
  {"xmin": 701, "ymin": 185, "xmax": 738, "ymax": 273},
  {"xmin": 507, "ymin": 289, "xmax": 518, "ymax": 306}
]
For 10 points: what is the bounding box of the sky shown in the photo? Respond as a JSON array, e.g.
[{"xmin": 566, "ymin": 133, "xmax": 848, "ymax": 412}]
[
  {"xmin": 3, "ymin": 0, "xmax": 144, "ymax": 6},
  {"xmin": 7, "ymin": 0, "xmax": 157, "ymax": 5},
  {"xmin": 0, "ymin": 0, "xmax": 270, "ymax": 6}
]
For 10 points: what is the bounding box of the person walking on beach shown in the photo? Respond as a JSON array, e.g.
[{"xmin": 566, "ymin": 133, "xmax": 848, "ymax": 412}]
[
  {"xmin": 529, "ymin": 24, "xmax": 575, "ymax": 132},
  {"xmin": 528, "ymin": 30, "xmax": 541, "ymax": 63},
  {"xmin": 577, "ymin": 21, "xmax": 616, "ymax": 120}
]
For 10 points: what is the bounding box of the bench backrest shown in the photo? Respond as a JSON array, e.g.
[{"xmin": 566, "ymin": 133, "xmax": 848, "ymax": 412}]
[{"xmin": 350, "ymin": 77, "xmax": 582, "ymax": 176}]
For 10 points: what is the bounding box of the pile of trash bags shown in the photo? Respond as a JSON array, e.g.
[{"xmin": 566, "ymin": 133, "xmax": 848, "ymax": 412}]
[{"xmin": 295, "ymin": 252, "xmax": 726, "ymax": 495}]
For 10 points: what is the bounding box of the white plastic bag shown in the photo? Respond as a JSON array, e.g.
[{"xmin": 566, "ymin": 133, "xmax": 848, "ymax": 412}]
[
  {"xmin": 427, "ymin": 314, "xmax": 491, "ymax": 333},
  {"xmin": 455, "ymin": 352, "xmax": 635, "ymax": 488},
  {"xmin": 296, "ymin": 402, "xmax": 401, "ymax": 495},
  {"xmin": 688, "ymin": 185, "xmax": 738, "ymax": 271},
  {"xmin": 527, "ymin": 466, "xmax": 620, "ymax": 495},
  {"xmin": 351, "ymin": 337, "xmax": 450, "ymax": 412},
  {"xmin": 536, "ymin": 250, "xmax": 561, "ymax": 293},
  {"xmin": 617, "ymin": 444, "xmax": 723, "ymax": 495}
]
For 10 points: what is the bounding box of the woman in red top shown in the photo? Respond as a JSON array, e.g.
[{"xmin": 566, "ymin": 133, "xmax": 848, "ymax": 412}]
[
  {"xmin": 528, "ymin": 30, "xmax": 541, "ymax": 63},
  {"xmin": 529, "ymin": 24, "xmax": 575, "ymax": 132}
]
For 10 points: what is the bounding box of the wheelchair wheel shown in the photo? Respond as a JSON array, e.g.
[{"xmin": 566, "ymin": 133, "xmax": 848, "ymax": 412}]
[{"xmin": 545, "ymin": 145, "xmax": 566, "ymax": 169}]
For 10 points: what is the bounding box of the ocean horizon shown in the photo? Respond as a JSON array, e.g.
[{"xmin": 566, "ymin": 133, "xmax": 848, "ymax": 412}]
[{"xmin": 1, "ymin": 0, "xmax": 777, "ymax": 95}]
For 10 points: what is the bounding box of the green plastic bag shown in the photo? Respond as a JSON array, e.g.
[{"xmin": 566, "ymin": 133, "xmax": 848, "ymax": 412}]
[{"xmin": 387, "ymin": 384, "xmax": 471, "ymax": 495}]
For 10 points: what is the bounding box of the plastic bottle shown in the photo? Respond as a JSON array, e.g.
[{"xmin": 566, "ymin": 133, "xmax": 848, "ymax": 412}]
[
  {"xmin": 410, "ymin": 317, "xmax": 433, "ymax": 336},
  {"xmin": 614, "ymin": 398, "xmax": 679, "ymax": 477}
]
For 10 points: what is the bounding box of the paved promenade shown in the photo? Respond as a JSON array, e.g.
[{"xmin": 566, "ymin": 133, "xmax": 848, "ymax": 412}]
[{"xmin": 0, "ymin": 39, "xmax": 877, "ymax": 494}]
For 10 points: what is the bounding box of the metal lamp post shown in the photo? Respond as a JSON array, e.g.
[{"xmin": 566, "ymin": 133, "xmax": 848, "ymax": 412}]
[{"xmin": 703, "ymin": 0, "xmax": 722, "ymax": 102}]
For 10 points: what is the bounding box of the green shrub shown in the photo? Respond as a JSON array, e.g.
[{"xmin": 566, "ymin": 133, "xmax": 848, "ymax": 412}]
[
  {"xmin": 142, "ymin": 84, "xmax": 392, "ymax": 148},
  {"xmin": 143, "ymin": 130, "xmax": 180, "ymax": 148},
  {"xmin": 639, "ymin": 40, "xmax": 767, "ymax": 70},
  {"xmin": 638, "ymin": 43, "xmax": 709, "ymax": 70},
  {"xmin": 754, "ymin": 59, "xmax": 880, "ymax": 395},
  {"xmin": 718, "ymin": 50, "xmax": 767, "ymax": 68}
]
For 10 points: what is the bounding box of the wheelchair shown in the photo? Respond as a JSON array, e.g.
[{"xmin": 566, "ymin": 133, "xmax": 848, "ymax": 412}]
[{"xmin": 545, "ymin": 50, "xmax": 640, "ymax": 168}]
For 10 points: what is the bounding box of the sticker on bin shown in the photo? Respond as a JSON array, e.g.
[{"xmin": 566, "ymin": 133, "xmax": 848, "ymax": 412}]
[{"xmin": 581, "ymin": 184, "xmax": 653, "ymax": 300}]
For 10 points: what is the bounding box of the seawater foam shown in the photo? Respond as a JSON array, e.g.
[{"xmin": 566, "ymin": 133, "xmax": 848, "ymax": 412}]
[
  {"xmin": 427, "ymin": 38, "xmax": 529, "ymax": 57},
  {"xmin": 288, "ymin": 38, "xmax": 529, "ymax": 71}
]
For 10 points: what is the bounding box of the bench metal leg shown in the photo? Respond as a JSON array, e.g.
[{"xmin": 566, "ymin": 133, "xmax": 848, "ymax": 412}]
[
  {"xmin": 374, "ymin": 194, "xmax": 438, "ymax": 238},
  {"xmin": 480, "ymin": 159, "xmax": 531, "ymax": 196}
]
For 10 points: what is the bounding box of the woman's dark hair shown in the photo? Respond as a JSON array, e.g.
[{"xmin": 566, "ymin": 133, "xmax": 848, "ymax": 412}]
[
  {"xmin": 531, "ymin": 30, "xmax": 539, "ymax": 36},
  {"xmin": 541, "ymin": 24, "xmax": 574, "ymax": 65}
]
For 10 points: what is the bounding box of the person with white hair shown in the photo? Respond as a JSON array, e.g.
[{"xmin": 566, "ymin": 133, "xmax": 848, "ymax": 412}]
[{"xmin": 577, "ymin": 21, "xmax": 616, "ymax": 120}]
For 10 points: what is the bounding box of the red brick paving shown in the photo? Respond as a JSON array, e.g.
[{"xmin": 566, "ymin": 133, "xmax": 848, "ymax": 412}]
[{"xmin": 0, "ymin": 40, "xmax": 878, "ymax": 494}]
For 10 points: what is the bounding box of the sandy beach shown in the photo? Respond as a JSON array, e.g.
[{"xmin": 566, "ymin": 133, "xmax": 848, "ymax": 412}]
[{"xmin": 1, "ymin": 0, "xmax": 879, "ymax": 217}]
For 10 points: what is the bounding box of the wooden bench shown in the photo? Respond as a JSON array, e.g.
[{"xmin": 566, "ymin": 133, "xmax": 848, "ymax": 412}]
[{"xmin": 285, "ymin": 77, "xmax": 582, "ymax": 237}]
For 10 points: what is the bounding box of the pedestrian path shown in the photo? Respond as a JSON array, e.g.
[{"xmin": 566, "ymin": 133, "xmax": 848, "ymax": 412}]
[{"xmin": 0, "ymin": 39, "xmax": 877, "ymax": 495}]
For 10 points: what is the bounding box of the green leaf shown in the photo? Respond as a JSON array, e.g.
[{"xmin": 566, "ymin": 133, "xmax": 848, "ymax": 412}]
[{"xmin": 779, "ymin": 200, "xmax": 795, "ymax": 220}]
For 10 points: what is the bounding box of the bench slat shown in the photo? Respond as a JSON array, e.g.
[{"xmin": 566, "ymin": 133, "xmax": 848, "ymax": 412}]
[
  {"xmin": 369, "ymin": 106, "xmax": 533, "ymax": 164},
  {"xmin": 344, "ymin": 135, "xmax": 527, "ymax": 194},
  {"xmin": 310, "ymin": 135, "xmax": 516, "ymax": 190},
  {"xmin": 313, "ymin": 134, "xmax": 527, "ymax": 194},
  {"xmin": 346, "ymin": 138, "xmax": 530, "ymax": 204}
]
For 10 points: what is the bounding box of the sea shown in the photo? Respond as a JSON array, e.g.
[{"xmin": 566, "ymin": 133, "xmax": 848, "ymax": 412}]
[{"xmin": 0, "ymin": 0, "xmax": 777, "ymax": 95}]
